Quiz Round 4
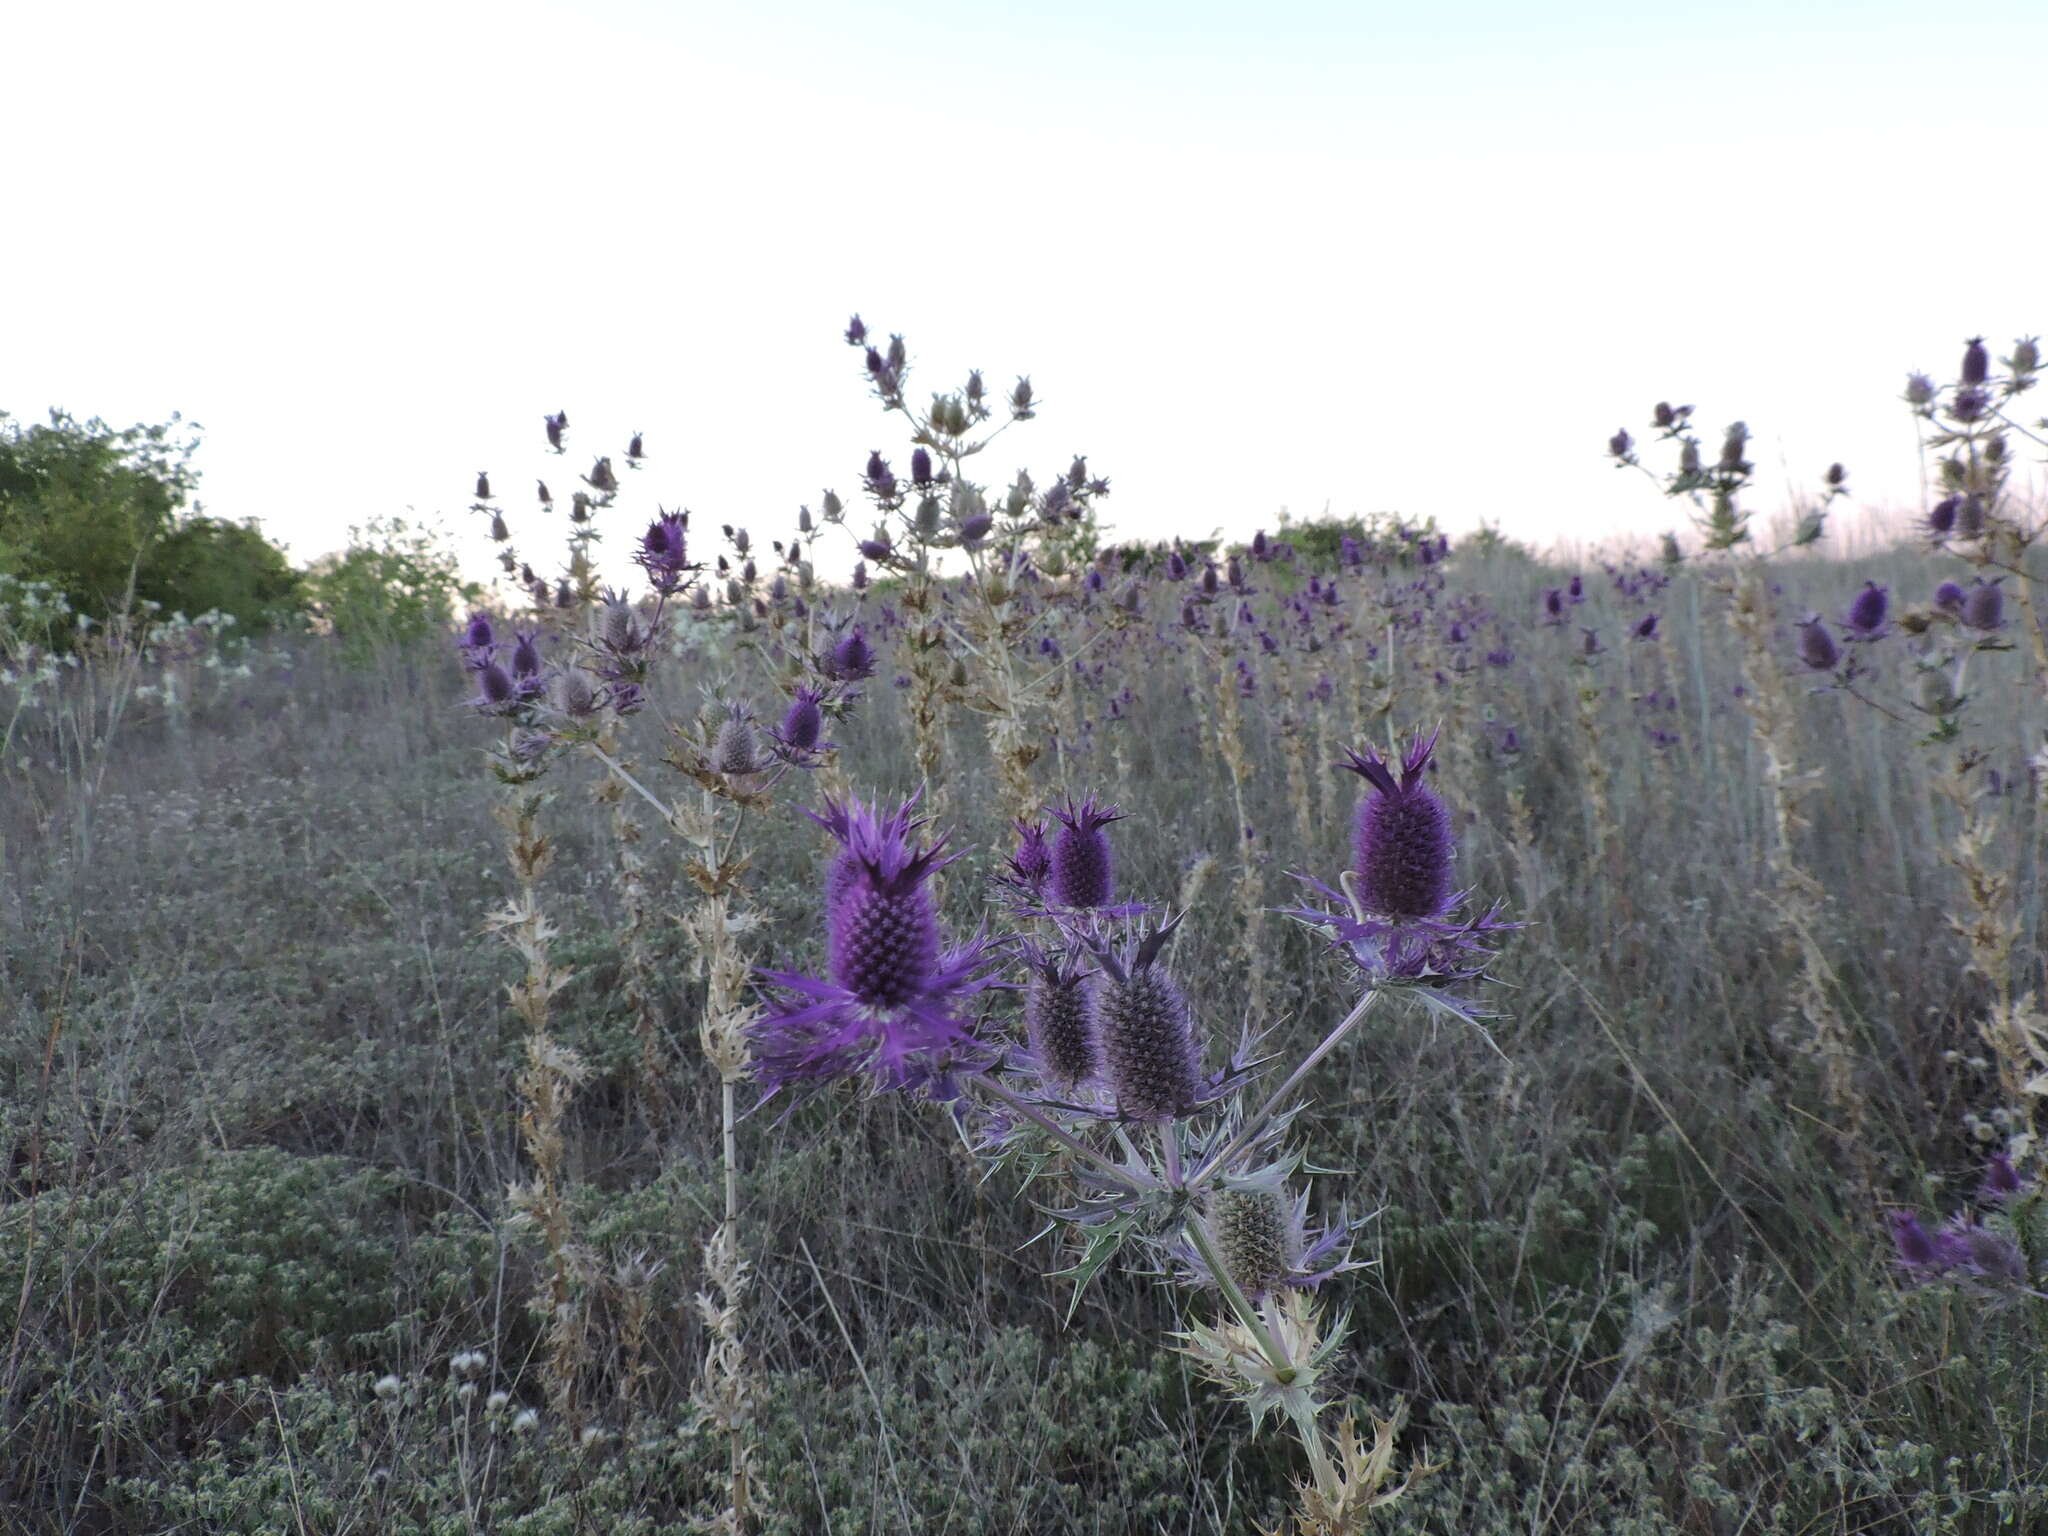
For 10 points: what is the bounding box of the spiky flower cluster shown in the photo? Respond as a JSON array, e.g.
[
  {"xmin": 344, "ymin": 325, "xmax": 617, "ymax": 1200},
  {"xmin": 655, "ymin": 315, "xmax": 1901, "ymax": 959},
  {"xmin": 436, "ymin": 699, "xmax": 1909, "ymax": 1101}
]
[
  {"xmin": 1286, "ymin": 728, "xmax": 1515, "ymax": 992},
  {"xmin": 753, "ymin": 795, "xmax": 1004, "ymax": 1100}
]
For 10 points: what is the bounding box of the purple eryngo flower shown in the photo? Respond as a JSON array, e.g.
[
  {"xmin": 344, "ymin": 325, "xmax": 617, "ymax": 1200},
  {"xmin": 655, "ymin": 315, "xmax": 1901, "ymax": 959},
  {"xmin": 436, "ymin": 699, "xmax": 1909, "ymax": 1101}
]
[
  {"xmin": 636, "ymin": 512, "xmax": 692, "ymax": 594},
  {"xmin": 821, "ymin": 626, "xmax": 877, "ymax": 682},
  {"xmin": 1890, "ymin": 1207, "xmax": 2031, "ymax": 1291},
  {"xmin": 1018, "ymin": 941, "xmax": 1100, "ymax": 1091},
  {"xmin": 1982, "ymin": 1153, "xmax": 2025, "ymax": 1201},
  {"xmin": 1962, "ymin": 335, "xmax": 1990, "ymax": 386},
  {"xmin": 462, "ymin": 611, "xmax": 497, "ymax": 652},
  {"xmin": 1543, "ymin": 588, "xmax": 1566, "ymax": 623},
  {"xmin": 1048, "ymin": 795, "xmax": 1125, "ymax": 910},
  {"xmin": 1166, "ymin": 550, "xmax": 1189, "ymax": 581},
  {"xmin": 1632, "ymin": 613, "xmax": 1659, "ymax": 641},
  {"xmin": 1341, "ymin": 730, "xmax": 1454, "ymax": 921},
  {"xmin": 773, "ymin": 685, "xmax": 828, "ymax": 756},
  {"xmin": 1094, "ymin": 917, "xmax": 1202, "ymax": 1121},
  {"xmin": 1927, "ymin": 496, "xmax": 1960, "ymax": 540},
  {"xmin": 1288, "ymin": 728, "xmax": 1515, "ymax": 990},
  {"xmin": 468, "ymin": 660, "xmax": 523, "ymax": 716},
  {"xmin": 1004, "ymin": 818, "xmax": 1053, "ymax": 900},
  {"xmin": 754, "ymin": 795, "xmax": 1005, "ymax": 1100},
  {"xmin": 510, "ymin": 627, "xmax": 543, "ymax": 680},
  {"xmin": 1934, "ymin": 581, "xmax": 1968, "ymax": 614},
  {"xmin": 1845, "ymin": 581, "xmax": 1889, "ymax": 638},
  {"xmin": 1797, "ymin": 616, "xmax": 1840, "ymax": 672},
  {"xmin": 1962, "ymin": 580, "xmax": 2005, "ymax": 632}
]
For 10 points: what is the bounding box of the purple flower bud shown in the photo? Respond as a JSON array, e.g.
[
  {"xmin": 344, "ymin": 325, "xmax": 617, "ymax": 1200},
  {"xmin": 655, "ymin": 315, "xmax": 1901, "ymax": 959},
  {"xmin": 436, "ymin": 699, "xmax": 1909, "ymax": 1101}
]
[
  {"xmin": 636, "ymin": 512, "xmax": 691, "ymax": 593},
  {"xmin": 1962, "ymin": 335, "xmax": 1989, "ymax": 386},
  {"xmin": 1846, "ymin": 581, "xmax": 1889, "ymax": 637},
  {"xmin": 779, "ymin": 686, "xmax": 825, "ymax": 753},
  {"xmin": 475, "ymin": 662, "xmax": 517, "ymax": 711},
  {"xmin": 1096, "ymin": 919, "xmax": 1200, "ymax": 1122},
  {"xmin": 510, "ymin": 627, "xmax": 543, "ymax": 679},
  {"xmin": 1797, "ymin": 616, "xmax": 1839, "ymax": 671},
  {"xmin": 1889, "ymin": 1210, "xmax": 1939, "ymax": 1267},
  {"xmin": 824, "ymin": 801, "xmax": 947, "ymax": 1009},
  {"xmin": 1568, "ymin": 575, "xmax": 1584, "ymax": 602},
  {"xmin": 1021, "ymin": 944, "xmax": 1099, "ymax": 1090},
  {"xmin": 844, "ymin": 314, "xmax": 867, "ymax": 346},
  {"xmin": 1983, "ymin": 1153, "xmax": 2025, "ymax": 1201},
  {"xmin": 1962, "ymin": 580, "xmax": 2005, "ymax": 631},
  {"xmin": 1340, "ymin": 729, "xmax": 1454, "ymax": 920},
  {"xmin": 545, "ymin": 412, "xmax": 567, "ymax": 451},
  {"xmin": 824, "ymin": 627, "xmax": 876, "ymax": 682},
  {"xmin": 475, "ymin": 471, "xmax": 492, "ymax": 501},
  {"xmin": 959, "ymin": 513, "xmax": 992, "ymax": 547},
  {"xmin": 851, "ymin": 562, "xmax": 869, "ymax": 591},
  {"xmin": 1904, "ymin": 373, "xmax": 1937, "ymax": 408},
  {"xmin": 1251, "ymin": 529, "xmax": 1271, "ymax": 562},
  {"xmin": 911, "ymin": 448, "xmax": 935, "ymax": 487},
  {"xmin": 1951, "ymin": 387, "xmax": 1990, "ymax": 423},
  {"xmin": 1609, "ymin": 428, "xmax": 1634, "ymax": 460},
  {"xmin": 713, "ymin": 708, "xmax": 761, "ymax": 777},
  {"xmin": 1008, "ymin": 818, "xmax": 1052, "ymax": 892},
  {"xmin": 1632, "ymin": 613, "xmax": 1659, "ymax": 641},
  {"xmin": 1048, "ymin": 795, "xmax": 1124, "ymax": 909},
  {"xmin": 1928, "ymin": 495, "xmax": 1960, "ymax": 538},
  {"xmin": 462, "ymin": 612, "xmax": 497, "ymax": 652},
  {"xmin": 1934, "ymin": 581, "xmax": 1968, "ymax": 613}
]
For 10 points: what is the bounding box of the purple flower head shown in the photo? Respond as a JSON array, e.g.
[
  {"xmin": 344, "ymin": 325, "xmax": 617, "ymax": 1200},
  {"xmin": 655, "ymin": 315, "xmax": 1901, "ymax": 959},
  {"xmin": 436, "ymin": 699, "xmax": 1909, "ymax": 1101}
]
[
  {"xmin": 1092, "ymin": 916, "xmax": 1201, "ymax": 1122},
  {"xmin": 1982, "ymin": 1153, "xmax": 2025, "ymax": 1202},
  {"xmin": 1018, "ymin": 940, "xmax": 1100, "ymax": 1092},
  {"xmin": 1340, "ymin": 729, "xmax": 1454, "ymax": 921},
  {"xmin": 1797, "ymin": 616, "xmax": 1840, "ymax": 672},
  {"xmin": 1951, "ymin": 387, "xmax": 1990, "ymax": 423},
  {"xmin": 858, "ymin": 534, "xmax": 893, "ymax": 564},
  {"xmin": 469, "ymin": 661, "xmax": 521, "ymax": 716},
  {"xmin": 636, "ymin": 512, "xmax": 692, "ymax": 594},
  {"xmin": 1934, "ymin": 581, "xmax": 1968, "ymax": 614},
  {"xmin": 1889, "ymin": 1209, "xmax": 1940, "ymax": 1268},
  {"xmin": 1006, "ymin": 818, "xmax": 1053, "ymax": 898},
  {"xmin": 775, "ymin": 685, "xmax": 827, "ymax": 756},
  {"xmin": 510, "ymin": 627, "xmax": 543, "ymax": 680},
  {"xmin": 1568, "ymin": 574, "xmax": 1584, "ymax": 603},
  {"xmin": 753, "ymin": 795, "xmax": 1005, "ymax": 1101},
  {"xmin": 1632, "ymin": 613, "xmax": 1660, "ymax": 641},
  {"xmin": 545, "ymin": 411, "xmax": 567, "ymax": 451},
  {"xmin": 1962, "ymin": 580, "xmax": 2005, "ymax": 632},
  {"xmin": 462, "ymin": 611, "xmax": 497, "ymax": 653},
  {"xmin": 1166, "ymin": 550, "xmax": 1189, "ymax": 581},
  {"xmin": 1928, "ymin": 495, "xmax": 1960, "ymax": 540},
  {"xmin": 822, "ymin": 626, "xmax": 876, "ymax": 682},
  {"xmin": 1609, "ymin": 427, "xmax": 1634, "ymax": 460},
  {"xmin": 844, "ymin": 313, "xmax": 867, "ymax": 346},
  {"xmin": 1048, "ymin": 795, "xmax": 1125, "ymax": 909},
  {"xmin": 1543, "ymin": 588, "xmax": 1565, "ymax": 623},
  {"xmin": 1845, "ymin": 581, "xmax": 1889, "ymax": 638},
  {"xmin": 910, "ymin": 447, "xmax": 935, "ymax": 487},
  {"xmin": 1962, "ymin": 335, "xmax": 1990, "ymax": 386}
]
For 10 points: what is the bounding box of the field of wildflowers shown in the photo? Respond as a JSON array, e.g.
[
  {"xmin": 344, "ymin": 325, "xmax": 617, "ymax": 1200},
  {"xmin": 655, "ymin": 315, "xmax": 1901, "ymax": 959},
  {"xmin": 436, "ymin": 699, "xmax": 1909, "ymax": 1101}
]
[{"xmin": 3, "ymin": 324, "xmax": 2046, "ymax": 1533}]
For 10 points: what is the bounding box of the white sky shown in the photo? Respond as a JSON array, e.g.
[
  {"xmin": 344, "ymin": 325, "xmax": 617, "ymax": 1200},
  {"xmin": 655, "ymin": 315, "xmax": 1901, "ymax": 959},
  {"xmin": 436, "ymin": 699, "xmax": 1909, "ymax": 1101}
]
[{"xmin": 8, "ymin": 0, "xmax": 2046, "ymax": 583}]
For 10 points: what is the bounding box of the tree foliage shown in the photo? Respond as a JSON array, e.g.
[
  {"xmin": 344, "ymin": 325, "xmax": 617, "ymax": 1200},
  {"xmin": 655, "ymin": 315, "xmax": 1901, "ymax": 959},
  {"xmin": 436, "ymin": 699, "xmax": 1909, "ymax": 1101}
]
[{"xmin": 0, "ymin": 409, "xmax": 302, "ymax": 639}]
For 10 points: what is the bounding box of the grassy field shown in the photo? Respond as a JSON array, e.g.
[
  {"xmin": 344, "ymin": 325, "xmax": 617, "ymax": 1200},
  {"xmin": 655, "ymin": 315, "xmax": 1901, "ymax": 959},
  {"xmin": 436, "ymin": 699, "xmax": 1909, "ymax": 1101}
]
[{"xmin": 5, "ymin": 424, "xmax": 2047, "ymax": 1530}]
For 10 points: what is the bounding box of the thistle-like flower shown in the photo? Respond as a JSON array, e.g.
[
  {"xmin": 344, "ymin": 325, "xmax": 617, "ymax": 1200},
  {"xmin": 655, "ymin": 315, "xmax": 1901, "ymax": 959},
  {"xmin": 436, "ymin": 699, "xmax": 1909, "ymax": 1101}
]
[
  {"xmin": 1285, "ymin": 728, "xmax": 1514, "ymax": 992},
  {"xmin": 1017, "ymin": 940, "xmax": 1100, "ymax": 1092},
  {"xmin": 1049, "ymin": 794, "xmax": 1123, "ymax": 909},
  {"xmin": 1093, "ymin": 916, "xmax": 1203, "ymax": 1122},
  {"xmin": 753, "ymin": 795, "xmax": 1005, "ymax": 1100},
  {"xmin": 1175, "ymin": 1180, "xmax": 1362, "ymax": 1301}
]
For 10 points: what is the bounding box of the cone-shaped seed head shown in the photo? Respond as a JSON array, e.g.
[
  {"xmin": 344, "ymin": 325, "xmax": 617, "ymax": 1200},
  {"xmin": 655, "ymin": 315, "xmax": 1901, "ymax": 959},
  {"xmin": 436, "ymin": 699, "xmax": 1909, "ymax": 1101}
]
[
  {"xmin": 713, "ymin": 710, "xmax": 760, "ymax": 776},
  {"xmin": 1797, "ymin": 617, "xmax": 1839, "ymax": 672},
  {"xmin": 1099, "ymin": 920, "xmax": 1200, "ymax": 1121},
  {"xmin": 816, "ymin": 796, "xmax": 954, "ymax": 1010},
  {"xmin": 1341, "ymin": 729, "xmax": 1454, "ymax": 919},
  {"xmin": 1023, "ymin": 951, "xmax": 1099, "ymax": 1089},
  {"xmin": 1210, "ymin": 1189, "xmax": 1297, "ymax": 1300},
  {"xmin": 1049, "ymin": 795, "xmax": 1123, "ymax": 908}
]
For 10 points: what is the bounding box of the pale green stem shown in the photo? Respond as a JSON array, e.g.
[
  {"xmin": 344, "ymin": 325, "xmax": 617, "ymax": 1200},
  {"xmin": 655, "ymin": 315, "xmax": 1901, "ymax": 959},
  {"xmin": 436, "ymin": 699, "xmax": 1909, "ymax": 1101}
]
[
  {"xmin": 972, "ymin": 1075, "xmax": 1155, "ymax": 1191},
  {"xmin": 1183, "ymin": 1218, "xmax": 1295, "ymax": 1384},
  {"xmin": 1188, "ymin": 987, "xmax": 1382, "ymax": 1192}
]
